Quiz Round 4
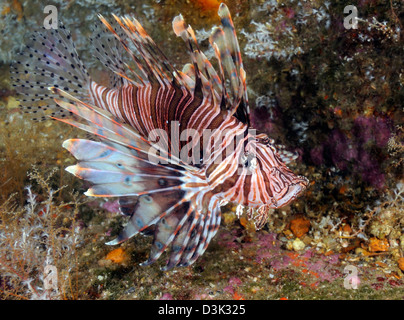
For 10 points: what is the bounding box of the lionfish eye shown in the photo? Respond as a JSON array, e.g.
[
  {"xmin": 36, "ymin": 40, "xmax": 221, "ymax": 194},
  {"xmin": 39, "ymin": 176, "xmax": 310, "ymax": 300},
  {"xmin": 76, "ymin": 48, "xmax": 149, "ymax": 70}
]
[{"xmin": 266, "ymin": 142, "xmax": 277, "ymax": 152}]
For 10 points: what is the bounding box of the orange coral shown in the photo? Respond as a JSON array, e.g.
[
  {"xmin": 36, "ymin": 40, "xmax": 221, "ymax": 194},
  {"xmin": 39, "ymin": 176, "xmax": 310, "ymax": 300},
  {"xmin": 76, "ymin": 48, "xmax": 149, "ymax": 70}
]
[
  {"xmin": 1, "ymin": 0, "xmax": 23, "ymax": 21},
  {"xmin": 192, "ymin": 0, "xmax": 221, "ymax": 12},
  {"xmin": 398, "ymin": 257, "xmax": 404, "ymax": 272},
  {"xmin": 290, "ymin": 217, "xmax": 310, "ymax": 238},
  {"xmin": 233, "ymin": 292, "xmax": 245, "ymax": 300},
  {"xmin": 368, "ymin": 238, "xmax": 389, "ymax": 252},
  {"xmin": 105, "ymin": 248, "xmax": 129, "ymax": 264}
]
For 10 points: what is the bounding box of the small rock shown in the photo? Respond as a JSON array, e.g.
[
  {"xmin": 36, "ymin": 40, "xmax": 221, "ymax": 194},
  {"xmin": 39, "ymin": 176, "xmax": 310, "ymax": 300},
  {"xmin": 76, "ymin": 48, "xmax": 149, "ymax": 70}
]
[
  {"xmin": 283, "ymin": 229, "xmax": 294, "ymax": 239},
  {"xmin": 6, "ymin": 96, "xmax": 19, "ymax": 110},
  {"xmin": 355, "ymin": 247, "xmax": 370, "ymax": 256},
  {"xmin": 292, "ymin": 238, "xmax": 306, "ymax": 251},
  {"xmin": 341, "ymin": 224, "xmax": 352, "ymax": 237}
]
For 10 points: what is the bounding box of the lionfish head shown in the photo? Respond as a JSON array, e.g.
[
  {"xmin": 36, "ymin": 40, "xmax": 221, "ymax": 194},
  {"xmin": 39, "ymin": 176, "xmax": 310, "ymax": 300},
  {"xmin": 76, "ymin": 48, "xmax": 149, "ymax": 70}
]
[{"xmin": 242, "ymin": 134, "xmax": 309, "ymax": 210}]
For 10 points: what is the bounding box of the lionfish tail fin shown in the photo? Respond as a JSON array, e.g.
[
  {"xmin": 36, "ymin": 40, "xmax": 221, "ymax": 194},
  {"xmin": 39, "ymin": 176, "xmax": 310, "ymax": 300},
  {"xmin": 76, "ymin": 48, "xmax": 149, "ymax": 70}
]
[{"xmin": 11, "ymin": 24, "xmax": 91, "ymax": 121}]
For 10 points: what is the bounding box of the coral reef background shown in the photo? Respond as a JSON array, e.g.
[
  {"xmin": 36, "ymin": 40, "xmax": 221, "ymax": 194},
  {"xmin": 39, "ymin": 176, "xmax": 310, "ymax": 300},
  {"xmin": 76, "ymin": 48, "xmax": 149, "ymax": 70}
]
[{"xmin": 0, "ymin": 0, "xmax": 403, "ymax": 299}]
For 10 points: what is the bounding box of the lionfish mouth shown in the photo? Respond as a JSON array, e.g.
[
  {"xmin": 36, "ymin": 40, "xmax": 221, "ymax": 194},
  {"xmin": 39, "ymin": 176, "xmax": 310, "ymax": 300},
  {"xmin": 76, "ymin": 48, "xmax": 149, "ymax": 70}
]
[{"xmin": 274, "ymin": 176, "xmax": 309, "ymax": 208}]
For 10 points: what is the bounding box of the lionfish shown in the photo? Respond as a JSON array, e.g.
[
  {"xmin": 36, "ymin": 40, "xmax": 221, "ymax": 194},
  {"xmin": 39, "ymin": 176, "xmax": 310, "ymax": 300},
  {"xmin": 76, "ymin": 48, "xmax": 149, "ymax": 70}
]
[{"xmin": 12, "ymin": 4, "xmax": 308, "ymax": 270}]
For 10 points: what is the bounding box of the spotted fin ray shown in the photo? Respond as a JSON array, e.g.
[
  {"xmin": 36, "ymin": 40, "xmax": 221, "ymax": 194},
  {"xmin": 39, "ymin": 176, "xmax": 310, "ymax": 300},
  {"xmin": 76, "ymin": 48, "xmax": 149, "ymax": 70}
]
[
  {"xmin": 11, "ymin": 25, "xmax": 91, "ymax": 121},
  {"xmin": 90, "ymin": 19, "xmax": 130, "ymax": 88}
]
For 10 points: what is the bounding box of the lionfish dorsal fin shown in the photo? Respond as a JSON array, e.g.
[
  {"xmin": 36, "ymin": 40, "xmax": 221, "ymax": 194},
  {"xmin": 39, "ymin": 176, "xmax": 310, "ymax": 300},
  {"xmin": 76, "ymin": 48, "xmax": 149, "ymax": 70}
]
[
  {"xmin": 172, "ymin": 14, "xmax": 223, "ymax": 107},
  {"xmin": 210, "ymin": 3, "xmax": 250, "ymax": 125},
  {"xmin": 51, "ymin": 87, "xmax": 194, "ymax": 169},
  {"xmin": 98, "ymin": 14, "xmax": 185, "ymax": 88},
  {"xmin": 90, "ymin": 19, "xmax": 131, "ymax": 88},
  {"xmin": 180, "ymin": 63, "xmax": 196, "ymax": 90}
]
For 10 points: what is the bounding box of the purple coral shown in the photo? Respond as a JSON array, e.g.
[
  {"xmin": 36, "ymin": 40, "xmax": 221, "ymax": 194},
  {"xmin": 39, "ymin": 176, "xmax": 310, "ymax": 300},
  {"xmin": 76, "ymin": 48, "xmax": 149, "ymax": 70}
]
[
  {"xmin": 353, "ymin": 116, "xmax": 391, "ymax": 148},
  {"xmin": 310, "ymin": 115, "xmax": 392, "ymax": 189}
]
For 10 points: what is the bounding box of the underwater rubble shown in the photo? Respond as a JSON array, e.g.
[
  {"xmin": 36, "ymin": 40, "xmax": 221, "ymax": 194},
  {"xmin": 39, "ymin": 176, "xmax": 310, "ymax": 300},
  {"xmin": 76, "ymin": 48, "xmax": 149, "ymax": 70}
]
[{"xmin": 0, "ymin": 0, "xmax": 403, "ymax": 299}]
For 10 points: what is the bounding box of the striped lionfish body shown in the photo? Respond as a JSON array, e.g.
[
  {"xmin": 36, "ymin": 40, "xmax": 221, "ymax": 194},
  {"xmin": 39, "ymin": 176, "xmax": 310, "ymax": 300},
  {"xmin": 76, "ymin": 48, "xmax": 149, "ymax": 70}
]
[{"xmin": 12, "ymin": 4, "xmax": 308, "ymax": 269}]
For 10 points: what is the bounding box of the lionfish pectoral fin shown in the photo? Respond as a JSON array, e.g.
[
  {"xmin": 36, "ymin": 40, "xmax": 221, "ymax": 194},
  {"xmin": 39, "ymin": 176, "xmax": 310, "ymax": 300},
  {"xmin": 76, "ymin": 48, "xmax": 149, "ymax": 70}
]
[
  {"xmin": 105, "ymin": 190, "xmax": 186, "ymax": 246},
  {"xmin": 162, "ymin": 210, "xmax": 200, "ymax": 270},
  {"xmin": 107, "ymin": 193, "xmax": 216, "ymax": 270},
  {"xmin": 117, "ymin": 196, "xmax": 138, "ymax": 217},
  {"xmin": 182, "ymin": 206, "xmax": 221, "ymax": 267},
  {"xmin": 144, "ymin": 203, "xmax": 221, "ymax": 270},
  {"xmin": 54, "ymin": 90, "xmax": 216, "ymax": 268},
  {"xmin": 140, "ymin": 201, "xmax": 194, "ymax": 267}
]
